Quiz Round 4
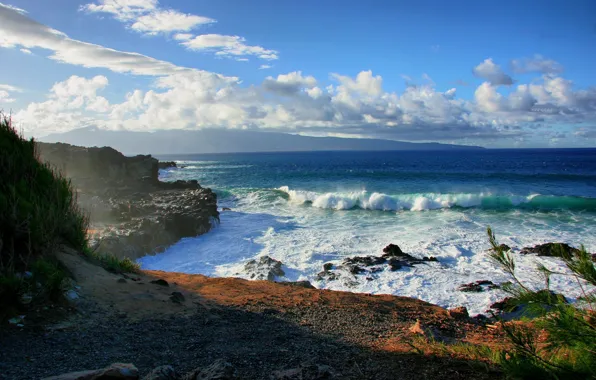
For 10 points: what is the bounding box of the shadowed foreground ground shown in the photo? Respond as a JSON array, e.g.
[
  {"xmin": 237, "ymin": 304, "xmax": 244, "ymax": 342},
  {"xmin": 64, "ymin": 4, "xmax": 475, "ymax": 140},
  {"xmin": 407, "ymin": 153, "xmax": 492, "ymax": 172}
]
[{"xmin": 0, "ymin": 251, "xmax": 505, "ymax": 379}]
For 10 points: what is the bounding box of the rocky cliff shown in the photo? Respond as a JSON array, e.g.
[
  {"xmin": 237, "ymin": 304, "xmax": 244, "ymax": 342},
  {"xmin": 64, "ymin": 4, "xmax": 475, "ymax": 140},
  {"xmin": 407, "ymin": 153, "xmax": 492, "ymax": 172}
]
[{"xmin": 38, "ymin": 142, "xmax": 219, "ymax": 260}]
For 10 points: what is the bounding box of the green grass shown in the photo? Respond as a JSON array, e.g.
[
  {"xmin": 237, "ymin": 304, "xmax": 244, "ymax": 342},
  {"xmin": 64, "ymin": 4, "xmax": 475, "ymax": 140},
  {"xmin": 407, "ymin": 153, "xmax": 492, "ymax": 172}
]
[
  {"xmin": 82, "ymin": 247, "xmax": 140, "ymax": 274},
  {"xmin": 0, "ymin": 113, "xmax": 87, "ymax": 318}
]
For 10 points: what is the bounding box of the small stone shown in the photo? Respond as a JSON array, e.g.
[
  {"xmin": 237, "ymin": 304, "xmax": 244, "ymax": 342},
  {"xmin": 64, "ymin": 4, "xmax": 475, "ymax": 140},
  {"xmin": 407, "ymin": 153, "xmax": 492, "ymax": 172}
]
[
  {"xmin": 448, "ymin": 306, "xmax": 469, "ymax": 320},
  {"xmin": 183, "ymin": 359, "xmax": 236, "ymax": 379},
  {"xmin": 142, "ymin": 365, "xmax": 179, "ymax": 380},
  {"xmin": 117, "ymin": 278, "xmax": 127, "ymax": 283},
  {"xmin": 170, "ymin": 292, "xmax": 185, "ymax": 304},
  {"xmin": 150, "ymin": 279, "xmax": 169, "ymax": 287},
  {"xmin": 65, "ymin": 290, "xmax": 80, "ymax": 300},
  {"xmin": 408, "ymin": 320, "xmax": 426, "ymax": 336}
]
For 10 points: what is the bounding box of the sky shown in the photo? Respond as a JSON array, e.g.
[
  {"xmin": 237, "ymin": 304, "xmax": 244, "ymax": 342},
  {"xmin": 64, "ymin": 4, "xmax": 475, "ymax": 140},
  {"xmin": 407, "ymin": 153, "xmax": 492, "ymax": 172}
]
[{"xmin": 0, "ymin": 0, "xmax": 595, "ymax": 148}]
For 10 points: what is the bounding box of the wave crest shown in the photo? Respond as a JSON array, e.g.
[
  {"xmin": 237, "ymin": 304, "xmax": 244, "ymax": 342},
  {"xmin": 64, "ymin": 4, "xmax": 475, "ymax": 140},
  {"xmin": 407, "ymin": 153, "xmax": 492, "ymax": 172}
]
[{"xmin": 277, "ymin": 187, "xmax": 596, "ymax": 212}]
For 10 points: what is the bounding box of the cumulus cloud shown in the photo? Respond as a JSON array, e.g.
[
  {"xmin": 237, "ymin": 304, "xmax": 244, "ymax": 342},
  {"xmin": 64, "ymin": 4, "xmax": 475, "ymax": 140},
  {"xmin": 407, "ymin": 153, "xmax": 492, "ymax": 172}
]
[
  {"xmin": 181, "ymin": 34, "xmax": 278, "ymax": 61},
  {"xmin": 82, "ymin": 0, "xmax": 214, "ymax": 35},
  {"xmin": 262, "ymin": 71, "xmax": 317, "ymax": 95},
  {"xmin": 4, "ymin": 4, "xmax": 596, "ymax": 145},
  {"xmin": 0, "ymin": 83, "xmax": 21, "ymax": 104},
  {"xmin": 259, "ymin": 64, "xmax": 273, "ymax": 70},
  {"xmin": 473, "ymin": 58, "xmax": 514, "ymax": 85},
  {"xmin": 511, "ymin": 55, "xmax": 563, "ymax": 74}
]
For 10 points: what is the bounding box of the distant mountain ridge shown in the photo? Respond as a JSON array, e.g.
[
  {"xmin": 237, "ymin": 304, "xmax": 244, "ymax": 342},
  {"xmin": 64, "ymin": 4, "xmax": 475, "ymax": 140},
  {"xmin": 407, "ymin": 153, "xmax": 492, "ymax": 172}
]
[{"xmin": 40, "ymin": 127, "xmax": 484, "ymax": 155}]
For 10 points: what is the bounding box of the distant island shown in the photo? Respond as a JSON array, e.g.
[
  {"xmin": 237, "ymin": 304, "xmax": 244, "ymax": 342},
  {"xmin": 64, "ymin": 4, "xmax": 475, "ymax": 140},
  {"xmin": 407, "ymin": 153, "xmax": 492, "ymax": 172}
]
[{"xmin": 41, "ymin": 127, "xmax": 484, "ymax": 155}]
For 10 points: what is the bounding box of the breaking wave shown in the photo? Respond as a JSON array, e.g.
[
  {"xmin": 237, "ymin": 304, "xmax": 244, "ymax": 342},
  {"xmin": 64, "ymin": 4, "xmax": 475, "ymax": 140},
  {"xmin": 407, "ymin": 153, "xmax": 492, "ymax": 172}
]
[{"xmin": 277, "ymin": 186, "xmax": 596, "ymax": 212}]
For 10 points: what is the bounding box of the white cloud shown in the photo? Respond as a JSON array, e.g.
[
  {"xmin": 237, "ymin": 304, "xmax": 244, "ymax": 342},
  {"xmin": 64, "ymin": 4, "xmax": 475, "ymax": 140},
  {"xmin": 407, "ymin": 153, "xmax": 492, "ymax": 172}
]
[
  {"xmin": 181, "ymin": 34, "xmax": 279, "ymax": 61},
  {"xmin": 19, "ymin": 47, "xmax": 31, "ymax": 54},
  {"xmin": 473, "ymin": 58, "xmax": 514, "ymax": 85},
  {"xmin": 0, "ymin": 2, "xmax": 26, "ymax": 14},
  {"xmin": 174, "ymin": 33, "xmax": 193, "ymax": 41},
  {"xmin": 262, "ymin": 71, "xmax": 317, "ymax": 95},
  {"xmin": 259, "ymin": 64, "xmax": 273, "ymax": 70},
  {"xmin": 129, "ymin": 10, "xmax": 215, "ymax": 35},
  {"xmin": 512, "ymin": 55, "xmax": 563, "ymax": 74},
  {"xmin": 0, "ymin": 83, "xmax": 21, "ymax": 104},
  {"xmin": 4, "ymin": 4, "xmax": 596, "ymax": 145},
  {"xmin": 0, "ymin": 3, "xmax": 222, "ymax": 77}
]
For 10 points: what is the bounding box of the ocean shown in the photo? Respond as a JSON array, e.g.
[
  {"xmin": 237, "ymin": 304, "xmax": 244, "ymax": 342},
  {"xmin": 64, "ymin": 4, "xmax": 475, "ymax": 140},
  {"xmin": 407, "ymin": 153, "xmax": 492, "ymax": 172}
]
[{"xmin": 139, "ymin": 149, "xmax": 596, "ymax": 315}]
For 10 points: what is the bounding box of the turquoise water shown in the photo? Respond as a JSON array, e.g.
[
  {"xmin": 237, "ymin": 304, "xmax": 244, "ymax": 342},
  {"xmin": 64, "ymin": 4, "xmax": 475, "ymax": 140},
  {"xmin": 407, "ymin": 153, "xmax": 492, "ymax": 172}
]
[{"xmin": 140, "ymin": 149, "xmax": 596, "ymax": 315}]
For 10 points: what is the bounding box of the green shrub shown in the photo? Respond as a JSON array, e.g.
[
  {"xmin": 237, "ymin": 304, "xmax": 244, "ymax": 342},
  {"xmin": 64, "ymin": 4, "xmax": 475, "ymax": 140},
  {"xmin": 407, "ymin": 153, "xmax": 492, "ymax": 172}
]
[
  {"xmin": 487, "ymin": 227, "xmax": 596, "ymax": 379},
  {"xmin": 82, "ymin": 247, "xmax": 140, "ymax": 274},
  {"xmin": 0, "ymin": 114, "xmax": 89, "ymax": 317},
  {"xmin": 0, "ymin": 114, "xmax": 89, "ymax": 271}
]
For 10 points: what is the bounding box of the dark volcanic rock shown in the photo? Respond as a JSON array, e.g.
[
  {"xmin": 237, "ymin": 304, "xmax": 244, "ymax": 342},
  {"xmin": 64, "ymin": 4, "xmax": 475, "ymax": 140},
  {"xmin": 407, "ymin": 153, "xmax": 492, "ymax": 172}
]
[
  {"xmin": 382, "ymin": 244, "xmax": 404, "ymax": 257},
  {"xmin": 40, "ymin": 142, "xmax": 219, "ymax": 260},
  {"xmin": 520, "ymin": 242, "xmax": 581, "ymax": 258},
  {"xmin": 158, "ymin": 161, "xmax": 177, "ymax": 170},
  {"xmin": 244, "ymin": 256, "xmax": 285, "ymax": 281},
  {"xmin": 458, "ymin": 280, "xmax": 499, "ymax": 293}
]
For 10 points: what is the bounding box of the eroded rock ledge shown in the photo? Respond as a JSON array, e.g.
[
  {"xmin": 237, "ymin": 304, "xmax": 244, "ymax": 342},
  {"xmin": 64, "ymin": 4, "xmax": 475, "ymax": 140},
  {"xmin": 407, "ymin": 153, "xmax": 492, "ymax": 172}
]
[{"xmin": 38, "ymin": 142, "xmax": 219, "ymax": 260}]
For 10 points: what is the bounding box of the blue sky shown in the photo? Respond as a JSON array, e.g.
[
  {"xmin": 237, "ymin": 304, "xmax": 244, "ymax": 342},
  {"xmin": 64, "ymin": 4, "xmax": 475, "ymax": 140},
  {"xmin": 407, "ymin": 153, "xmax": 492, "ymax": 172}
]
[{"xmin": 0, "ymin": 0, "xmax": 595, "ymax": 147}]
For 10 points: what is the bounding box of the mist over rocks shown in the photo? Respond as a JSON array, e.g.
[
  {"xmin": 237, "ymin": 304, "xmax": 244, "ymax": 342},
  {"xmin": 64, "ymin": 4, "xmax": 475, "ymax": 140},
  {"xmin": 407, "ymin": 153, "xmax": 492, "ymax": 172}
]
[{"xmin": 38, "ymin": 142, "xmax": 219, "ymax": 260}]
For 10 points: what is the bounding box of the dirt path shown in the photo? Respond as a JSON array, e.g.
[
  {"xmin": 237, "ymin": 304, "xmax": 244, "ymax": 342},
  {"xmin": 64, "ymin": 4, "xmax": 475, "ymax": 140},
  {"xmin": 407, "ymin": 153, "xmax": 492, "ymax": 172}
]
[{"xmin": 0, "ymin": 251, "xmax": 505, "ymax": 379}]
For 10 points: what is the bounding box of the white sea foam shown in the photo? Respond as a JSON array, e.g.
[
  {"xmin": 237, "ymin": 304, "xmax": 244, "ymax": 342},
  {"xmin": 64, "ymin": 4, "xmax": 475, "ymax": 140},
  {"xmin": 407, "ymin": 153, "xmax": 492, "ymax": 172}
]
[{"xmin": 139, "ymin": 186, "xmax": 596, "ymax": 316}]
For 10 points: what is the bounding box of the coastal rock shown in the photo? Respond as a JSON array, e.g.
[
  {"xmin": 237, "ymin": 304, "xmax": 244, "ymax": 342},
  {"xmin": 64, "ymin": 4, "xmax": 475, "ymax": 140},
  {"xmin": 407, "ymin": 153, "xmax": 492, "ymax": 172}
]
[
  {"xmin": 43, "ymin": 363, "xmax": 139, "ymax": 380},
  {"xmin": 158, "ymin": 161, "xmax": 177, "ymax": 170},
  {"xmin": 520, "ymin": 242, "xmax": 580, "ymax": 258},
  {"xmin": 183, "ymin": 360, "xmax": 236, "ymax": 380},
  {"xmin": 381, "ymin": 244, "xmax": 438, "ymax": 264},
  {"xmin": 448, "ymin": 306, "xmax": 469, "ymax": 320},
  {"xmin": 142, "ymin": 366, "xmax": 179, "ymax": 380},
  {"xmin": 40, "ymin": 142, "xmax": 219, "ymax": 261},
  {"xmin": 244, "ymin": 256, "xmax": 285, "ymax": 281},
  {"xmin": 490, "ymin": 290, "xmax": 568, "ymax": 320},
  {"xmin": 458, "ymin": 280, "xmax": 499, "ymax": 293}
]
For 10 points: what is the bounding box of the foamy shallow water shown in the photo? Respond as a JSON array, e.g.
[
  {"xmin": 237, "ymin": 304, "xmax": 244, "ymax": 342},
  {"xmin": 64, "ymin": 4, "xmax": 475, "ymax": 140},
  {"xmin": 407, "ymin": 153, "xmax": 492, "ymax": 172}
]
[{"xmin": 139, "ymin": 151, "xmax": 596, "ymax": 316}]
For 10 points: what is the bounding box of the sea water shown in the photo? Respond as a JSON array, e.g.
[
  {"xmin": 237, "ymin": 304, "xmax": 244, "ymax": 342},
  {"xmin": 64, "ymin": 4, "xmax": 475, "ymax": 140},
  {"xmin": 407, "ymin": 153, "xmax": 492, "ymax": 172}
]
[{"xmin": 138, "ymin": 149, "xmax": 596, "ymax": 315}]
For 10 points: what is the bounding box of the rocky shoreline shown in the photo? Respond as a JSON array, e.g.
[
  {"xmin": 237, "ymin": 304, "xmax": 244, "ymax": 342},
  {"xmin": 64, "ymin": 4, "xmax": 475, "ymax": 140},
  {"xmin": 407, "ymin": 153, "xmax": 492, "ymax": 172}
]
[{"xmin": 38, "ymin": 142, "xmax": 219, "ymax": 260}]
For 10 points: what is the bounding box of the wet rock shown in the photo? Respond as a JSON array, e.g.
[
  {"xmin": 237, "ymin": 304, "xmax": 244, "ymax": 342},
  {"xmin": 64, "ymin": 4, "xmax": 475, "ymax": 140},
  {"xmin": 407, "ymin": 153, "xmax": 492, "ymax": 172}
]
[
  {"xmin": 158, "ymin": 161, "xmax": 177, "ymax": 170},
  {"xmin": 170, "ymin": 292, "xmax": 186, "ymax": 304},
  {"xmin": 490, "ymin": 290, "xmax": 568, "ymax": 320},
  {"xmin": 323, "ymin": 263, "xmax": 333, "ymax": 271},
  {"xmin": 244, "ymin": 256, "xmax": 285, "ymax": 281},
  {"xmin": 43, "ymin": 363, "xmax": 139, "ymax": 380},
  {"xmin": 448, "ymin": 306, "xmax": 469, "ymax": 320},
  {"xmin": 491, "ymin": 243, "xmax": 511, "ymax": 252},
  {"xmin": 381, "ymin": 244, "xmax": 437, "ymax": 264},
  {"xmin": 142, "ymin": 365, "xmax": 179, "ymax": 380},
  {"xmin": 278, "ymin": 281, "xmax": 316, "ymax": 289},
  {"xmin": 520, "ymin": 242, "xmax": 580, "ymax": 258},
  {"xmin": 382, "ymin": 243, "xmax": 404, "ymax": 257},
  {"xmin": 221, "ymin": 207, "xmax": 232, "ymax": 211},
  {"xmin": 458, "ymin": 280, "xmax": 499, "ymax": 292},
  {"xmin": 183, "ymin": 359, "xmax": 236, "ymax": 380},
  {"xmin": 151, "ymin": 279, "xmax": 169, "ymax": 287}
]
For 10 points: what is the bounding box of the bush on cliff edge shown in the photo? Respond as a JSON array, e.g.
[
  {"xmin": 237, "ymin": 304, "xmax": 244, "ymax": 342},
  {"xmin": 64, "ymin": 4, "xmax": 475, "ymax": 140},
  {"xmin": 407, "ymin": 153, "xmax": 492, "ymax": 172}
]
[{"xmin": 0, "ymin": 114, "xmax": 88, "ymax": 314}]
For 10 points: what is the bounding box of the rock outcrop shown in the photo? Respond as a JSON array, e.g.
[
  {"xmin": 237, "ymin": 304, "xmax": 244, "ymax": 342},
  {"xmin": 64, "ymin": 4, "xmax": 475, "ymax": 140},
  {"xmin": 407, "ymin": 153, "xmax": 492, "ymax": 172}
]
[
  {"xmin": 39, "ymin": 142, "xmax": 219, "ymax": 260},
  {"xmin": 520, "ymin": 242, "xmax": 581, "ymax": 258},
  {"xmin": 243, "ymin": 256, "xmax": 285, "ymax": 281}
]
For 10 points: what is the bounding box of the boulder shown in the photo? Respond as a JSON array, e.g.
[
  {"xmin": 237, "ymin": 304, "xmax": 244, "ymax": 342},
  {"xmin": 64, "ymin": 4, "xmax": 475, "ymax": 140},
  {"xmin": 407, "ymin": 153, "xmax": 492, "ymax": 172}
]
[
  {"xmin": 520, "ymin": 243, "xmax": 580, "ymax": 258},
  {"xmin": 448, "ymin": 306, "xmax": 469, "ymax": 320},
  {"xmin": 183, "ymin": 360, "xmax": 236, "ymax": 380},
  {"xmin": 244, "ymin": 256, "xmax": 285, "ymax": 281},
  {"xmin": 458, "ymin": 280, "xmax": 499, "ymax": 292},
  {"xmin": 158, "ymin": 161, "xmax": 177, "ymax": 170},
  {"xmin": 43, "ymin": 363, "xmax": 138, "ymax": 380}
]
